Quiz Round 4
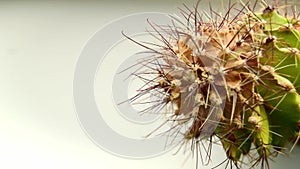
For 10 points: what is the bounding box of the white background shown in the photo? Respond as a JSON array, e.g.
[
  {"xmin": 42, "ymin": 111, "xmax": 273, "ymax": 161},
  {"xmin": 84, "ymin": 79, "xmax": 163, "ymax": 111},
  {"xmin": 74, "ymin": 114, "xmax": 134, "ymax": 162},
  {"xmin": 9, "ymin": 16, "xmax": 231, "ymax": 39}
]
[{"xmin": 0, "ymin": 0, "xmax": 299, "ymax": 169}]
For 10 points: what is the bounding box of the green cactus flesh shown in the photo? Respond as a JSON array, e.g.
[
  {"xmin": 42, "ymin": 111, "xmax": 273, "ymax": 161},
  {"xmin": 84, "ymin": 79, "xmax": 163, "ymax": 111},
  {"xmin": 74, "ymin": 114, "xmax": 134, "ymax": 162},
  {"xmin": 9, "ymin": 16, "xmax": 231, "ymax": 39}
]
[{"xmin": 126, "ymin": 1, "xmax": 300, "ymax": 168}]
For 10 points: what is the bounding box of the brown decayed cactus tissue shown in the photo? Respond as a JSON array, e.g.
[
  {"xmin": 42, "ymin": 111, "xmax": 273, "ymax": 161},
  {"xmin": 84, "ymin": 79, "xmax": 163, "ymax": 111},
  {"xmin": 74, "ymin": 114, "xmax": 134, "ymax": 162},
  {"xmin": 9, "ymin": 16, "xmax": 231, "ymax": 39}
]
[{"xmin": 123, "ymin": 0, "xmax": 300, "ymax": 168}]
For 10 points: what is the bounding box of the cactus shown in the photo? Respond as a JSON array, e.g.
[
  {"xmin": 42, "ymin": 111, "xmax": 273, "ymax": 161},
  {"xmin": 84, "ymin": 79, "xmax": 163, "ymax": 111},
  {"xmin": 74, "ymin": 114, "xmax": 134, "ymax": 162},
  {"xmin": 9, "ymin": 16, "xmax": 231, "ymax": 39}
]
[{"xmin": 124, "ymin": 0, "xmax": 300, "ymax": 168}]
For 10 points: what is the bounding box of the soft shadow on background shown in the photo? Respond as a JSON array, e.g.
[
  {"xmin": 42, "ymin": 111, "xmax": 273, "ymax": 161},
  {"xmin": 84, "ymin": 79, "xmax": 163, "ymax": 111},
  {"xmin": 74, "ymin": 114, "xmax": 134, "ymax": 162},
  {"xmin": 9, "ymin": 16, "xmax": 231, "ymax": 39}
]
[{"xmin": 0, "ymin": 0, "xmax": 299, "ymax": 169}]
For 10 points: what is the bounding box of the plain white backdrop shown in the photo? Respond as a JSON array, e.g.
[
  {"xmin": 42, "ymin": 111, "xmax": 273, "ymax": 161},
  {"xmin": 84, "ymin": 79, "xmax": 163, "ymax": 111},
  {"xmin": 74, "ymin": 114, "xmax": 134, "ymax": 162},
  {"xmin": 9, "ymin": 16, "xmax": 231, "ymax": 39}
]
[{"xmin": 0, "ymin": 0, "xmax": 299, "ymax": 169}]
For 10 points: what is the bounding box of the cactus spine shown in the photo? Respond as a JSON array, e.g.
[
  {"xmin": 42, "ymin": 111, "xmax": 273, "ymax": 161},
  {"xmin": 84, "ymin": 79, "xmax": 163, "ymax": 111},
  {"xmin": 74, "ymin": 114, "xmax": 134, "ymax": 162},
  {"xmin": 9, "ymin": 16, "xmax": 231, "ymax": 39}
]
[{"xmin": 126, "ymin": 1, "xmax": 300, "ymax": 168}]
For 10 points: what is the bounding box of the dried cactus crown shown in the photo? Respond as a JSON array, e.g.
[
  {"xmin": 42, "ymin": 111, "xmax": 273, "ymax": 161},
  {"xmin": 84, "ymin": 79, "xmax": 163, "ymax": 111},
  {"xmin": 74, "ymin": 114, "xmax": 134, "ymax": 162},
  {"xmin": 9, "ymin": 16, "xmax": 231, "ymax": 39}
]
[{"xmin": 124, "ymin": 1, "xmax": 300, "ymax": 168}]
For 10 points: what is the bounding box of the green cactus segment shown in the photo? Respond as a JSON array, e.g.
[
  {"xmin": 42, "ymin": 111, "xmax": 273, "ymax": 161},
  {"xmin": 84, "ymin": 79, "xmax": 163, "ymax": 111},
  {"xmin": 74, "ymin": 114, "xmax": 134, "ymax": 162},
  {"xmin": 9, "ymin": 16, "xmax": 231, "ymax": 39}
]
[
  {"xmin": 260, "ymin": 34, "xmax": 300, "ymax": 93},
  {"xmin": 272, "ymin": 27, "xmax": 300, "ymax": 49},
  {"xmin": 267, "ymin": 90, "xmax": 300, "ymax": 147},
  {"xmin": 255, "ymin": 9, "xmax": 300, "ymax": 93},
  {"xmin": 256, "ymin": 65, "xmax": 300, "ymax": 147},
  {"xmin": 215, "ymin": 7, "xmax": 300, "ymax": 165},
  {"xmin": 257, "ymin": 9, "xmax": 297, "ymax": 31},
  {"xmin": 220, "ymin": 8, "xmax": 300, "ymax": 165},
  {"xmin": 254, "ymin": 9, "xmax": 300, "ymax": 150},
  {"xmin": 220, "ymin": 104, "xmax": 272, "ymax": 161},
  {"xmin": 221, "ymin": 128, "xmax": 253, "ymax": 161},
  {"xmin": 252, "ymin": 105, "xmax": 271, "ymax": 156}
]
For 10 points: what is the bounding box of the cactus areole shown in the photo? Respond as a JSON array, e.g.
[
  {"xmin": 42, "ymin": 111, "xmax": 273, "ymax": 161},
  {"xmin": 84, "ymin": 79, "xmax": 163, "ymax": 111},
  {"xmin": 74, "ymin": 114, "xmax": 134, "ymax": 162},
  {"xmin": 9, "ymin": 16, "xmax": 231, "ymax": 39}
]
[{"xmin": 123, "ymin": 1, "xmax": 300, "ymax": 168}]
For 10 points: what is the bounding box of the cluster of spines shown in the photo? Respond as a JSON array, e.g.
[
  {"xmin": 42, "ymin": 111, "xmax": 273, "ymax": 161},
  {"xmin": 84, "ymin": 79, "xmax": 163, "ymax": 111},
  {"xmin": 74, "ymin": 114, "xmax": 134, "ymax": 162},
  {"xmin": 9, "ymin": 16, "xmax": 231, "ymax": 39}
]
[{"xmin": 124, "ymin": 0, "xmax": 300, "ymax": 168}]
